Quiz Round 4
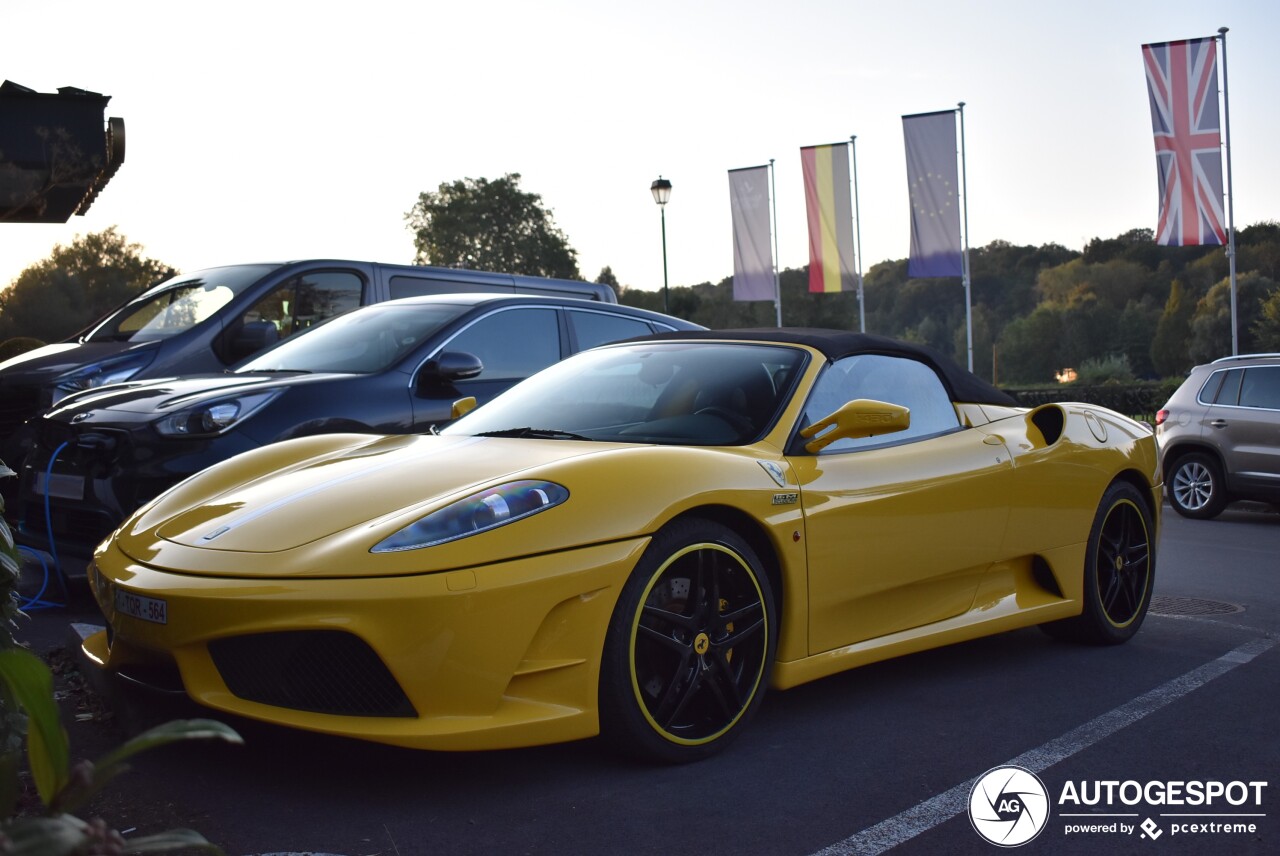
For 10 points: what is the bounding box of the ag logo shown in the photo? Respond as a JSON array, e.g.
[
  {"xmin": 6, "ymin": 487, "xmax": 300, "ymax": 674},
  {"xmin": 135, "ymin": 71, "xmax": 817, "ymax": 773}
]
[{"xmin": 968, "ymin": 765, "xmax": 1050, "ymax": 847}]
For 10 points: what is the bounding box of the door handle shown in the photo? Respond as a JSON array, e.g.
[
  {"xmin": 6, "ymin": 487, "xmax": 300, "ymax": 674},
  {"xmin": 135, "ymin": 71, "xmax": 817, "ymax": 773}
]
[{"xmin": 1209, "ymin": 419, "xmax": 1228, "ymax": 428}]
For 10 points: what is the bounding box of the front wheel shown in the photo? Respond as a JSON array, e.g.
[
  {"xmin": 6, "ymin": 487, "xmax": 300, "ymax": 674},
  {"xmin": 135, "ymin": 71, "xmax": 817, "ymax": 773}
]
[
  {"xmin": 1167, "ymin": 452, "xmax": 1228, "ymax": 519},
  {"xmin": 1042, "ymin": 481, "xmax": 1155, "ymax": 645},
  {"xmin": 598, "ymin": 518, "xmax": 776, "ymax": 763}
]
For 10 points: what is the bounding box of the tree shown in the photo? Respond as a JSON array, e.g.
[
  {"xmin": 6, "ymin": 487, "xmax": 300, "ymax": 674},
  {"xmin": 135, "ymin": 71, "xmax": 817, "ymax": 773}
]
[
  {"xmin": 0, "ymin": 227, "xmax": 173, "ymax": 342},
  {"xmin": 405, "ymin": 173, "xmax": 581, "ymax": 279},
  {"xmin": 1188, "ymin": 272, "xmax": 1279, "ymax": 363},
  {"xmin": 595, "ymin": 266, "xmax": 620, "ymax": 299},
  {"xmin": 1151, "ymin": 280, "xmax": 1194, "ymax": 376},
  {"xmin": 1254, "ymin": 289, "xmax": 1280, "ymax": 350}
]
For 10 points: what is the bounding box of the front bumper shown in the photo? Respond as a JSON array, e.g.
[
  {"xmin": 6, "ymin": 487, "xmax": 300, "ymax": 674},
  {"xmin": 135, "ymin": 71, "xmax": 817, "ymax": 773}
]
[{"xmin": 85, "ymin": 536, "xmax": 647, "ymax": 751}]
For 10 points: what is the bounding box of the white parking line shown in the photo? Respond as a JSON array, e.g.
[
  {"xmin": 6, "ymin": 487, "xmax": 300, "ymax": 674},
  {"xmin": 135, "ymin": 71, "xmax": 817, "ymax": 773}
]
[{"xmin": 810, "ymin": 637, "xmax": 1277, "ymax": 856}]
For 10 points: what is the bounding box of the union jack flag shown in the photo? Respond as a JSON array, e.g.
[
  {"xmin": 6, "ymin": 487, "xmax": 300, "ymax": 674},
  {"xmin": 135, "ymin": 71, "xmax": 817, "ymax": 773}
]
[{"xmin": 1142, "ymin": 37, "xmax": 1227, "ymax": 246}]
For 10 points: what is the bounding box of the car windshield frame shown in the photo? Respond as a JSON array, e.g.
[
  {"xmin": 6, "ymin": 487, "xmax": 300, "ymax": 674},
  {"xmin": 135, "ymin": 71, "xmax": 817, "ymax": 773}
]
[
  {"xmin": 443, "ymin": 341, "xmax": 808, "ymax": 446},
  {"xmin": 84, "ymin": 264, "xmax": 282, "ymax": 343},
  {"xmin": 235, "ymin": 301, "xmax": 474, "ymax": 375}
]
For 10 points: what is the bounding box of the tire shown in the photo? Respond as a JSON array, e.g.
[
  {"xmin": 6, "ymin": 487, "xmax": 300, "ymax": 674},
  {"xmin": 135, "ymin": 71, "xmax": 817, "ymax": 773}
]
[
  {"xmin": 1042, "ymin": 481, "xmax": 1156, "ymax": 645},
  {"xmin": 1167, "ymin": 452, "xmax": 1228, "ymax": 519},
  {"xmin": 599, "ymin": 518, "xmax": 777, "ymax": 763}
]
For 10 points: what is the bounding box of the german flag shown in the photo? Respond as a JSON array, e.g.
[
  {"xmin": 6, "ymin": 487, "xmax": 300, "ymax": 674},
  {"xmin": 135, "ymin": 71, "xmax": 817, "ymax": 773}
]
[{"xmin": 800, "ymin": 143, "xmax": 856, "ymax": 294}]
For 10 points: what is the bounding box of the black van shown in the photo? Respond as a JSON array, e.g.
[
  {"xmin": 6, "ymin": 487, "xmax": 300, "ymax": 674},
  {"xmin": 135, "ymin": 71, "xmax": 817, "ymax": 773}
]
[{"xmin": 0, "ymin": 260, "xmax": 615, "ymax": 461}]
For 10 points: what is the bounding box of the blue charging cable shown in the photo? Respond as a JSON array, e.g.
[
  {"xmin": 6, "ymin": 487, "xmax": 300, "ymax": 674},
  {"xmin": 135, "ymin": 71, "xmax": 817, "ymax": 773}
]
[{"xmin": 15, "ymin": 440, "xmax": 71, "ymax": 610}]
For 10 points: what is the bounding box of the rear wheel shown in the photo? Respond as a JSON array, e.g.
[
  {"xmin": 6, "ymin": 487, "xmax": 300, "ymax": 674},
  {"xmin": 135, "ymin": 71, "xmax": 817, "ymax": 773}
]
[
  {"xmin": 1042, "ymin": 481, "xmax": 1155, "ymax": 645},
  {"xmin": 1167, "ymin": 452, "xmax": 1227, "ymax": 519},
  {"xmin": 599, "ymin": 518, "xmax": 776, "ymax": 763}
]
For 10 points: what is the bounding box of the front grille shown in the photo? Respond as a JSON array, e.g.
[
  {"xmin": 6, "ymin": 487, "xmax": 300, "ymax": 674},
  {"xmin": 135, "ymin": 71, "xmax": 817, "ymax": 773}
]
[
  {"xmin": 208, "ymin": 631, "xmax": 417, "ymax": 718},
  {"xmin": 0, "ymin": 385, "xmax": 41, "ymax": 437}
]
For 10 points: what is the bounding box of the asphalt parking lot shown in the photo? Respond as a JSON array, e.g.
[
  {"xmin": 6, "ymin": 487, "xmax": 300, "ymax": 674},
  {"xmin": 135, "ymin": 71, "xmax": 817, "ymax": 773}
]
[{"xmin": 12, "ymin": 502, "xmax": 1278, "ymax": 855}]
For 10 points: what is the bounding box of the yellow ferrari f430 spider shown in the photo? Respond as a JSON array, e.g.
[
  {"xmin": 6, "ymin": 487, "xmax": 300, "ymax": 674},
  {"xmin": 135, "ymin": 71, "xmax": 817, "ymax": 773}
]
[{"xmin": 84, "ymin": 330, "xmax": 1160, "ymax": 762}]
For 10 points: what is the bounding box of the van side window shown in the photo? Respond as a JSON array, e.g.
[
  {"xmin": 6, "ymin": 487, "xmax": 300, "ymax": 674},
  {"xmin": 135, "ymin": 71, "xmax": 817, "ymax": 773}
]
[
  {"xmin": 240, "ymin": 272, "xmax": 364, "ymax": 339},
  {"xmin": 442, "ymin": 308, "xmax": 561, "ymax": 380},
  {"xmin": 389, "ymin": 276, "xmax": 506, "ymax": 298}
]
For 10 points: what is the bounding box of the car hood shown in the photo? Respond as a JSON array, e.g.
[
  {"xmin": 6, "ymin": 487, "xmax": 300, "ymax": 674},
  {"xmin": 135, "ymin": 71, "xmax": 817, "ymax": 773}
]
[
  {"xmin": 122, "ymin": 433, "xmax": 627, "ymax": 557},
  {"xmin": 110, "ymin": 432, "xmax": 786, "ymax": 579},
  {"xmin": 48, "ymin": 372, "xmax": 347, "ymax": 421},
  {"xmin": 0, "ymin": 341, "xmax": 150, "ymax": 383}
]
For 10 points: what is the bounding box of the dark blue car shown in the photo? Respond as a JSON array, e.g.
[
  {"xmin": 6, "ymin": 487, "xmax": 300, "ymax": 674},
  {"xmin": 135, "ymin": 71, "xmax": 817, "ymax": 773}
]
[{"xmin": 16, "ymin": 293, "xmax": 700, "ymax": 563}]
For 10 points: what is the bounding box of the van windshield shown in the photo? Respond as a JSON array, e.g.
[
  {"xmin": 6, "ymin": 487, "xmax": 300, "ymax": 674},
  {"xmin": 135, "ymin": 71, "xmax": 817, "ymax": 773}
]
[{"xmin": 84, "ymin": 264, "xmax": 281, "ymax": 343}]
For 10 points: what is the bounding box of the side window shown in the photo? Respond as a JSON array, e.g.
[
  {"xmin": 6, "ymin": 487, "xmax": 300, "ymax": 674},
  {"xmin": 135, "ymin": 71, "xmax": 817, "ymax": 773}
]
[
  {"xmin": 442, "ymin": 308, "xmax": 561, "ymax": 380},
  {"xmin": 801, "ymin": 354, "xmax": 960, "ymax": 453},
  {"xmin": 1239, "ymin": 366, "xmax": 1280, "ymax": 409},
  {"xmin": 240, "ymin": 272, "xmax": 363, "ymax": 340},
  {"xmin": 389, "ymin": 276, "xmax": 507, "ymax": 298},
  {"xmin": 1211, "ymin": 368, "xmax": 1244, "ymax": 406},
  {"xmin": 568, "ymin": 310, "xmax": 653, "ymax": 351}
]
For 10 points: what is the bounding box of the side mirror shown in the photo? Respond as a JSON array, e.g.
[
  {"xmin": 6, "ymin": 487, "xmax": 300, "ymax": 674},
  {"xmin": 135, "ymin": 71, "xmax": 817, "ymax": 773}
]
[
  {"xmin": 800, "ymin": 399, "xmax": 910, "ymax": 453},
  {"xmin": 417, "ymin": 351, "xmax": 483, "ymax": 393},
  {"xmin": 450, "ymin": 396, "xmax": 478, "ymax": 419},
  {"xmin": 230, "ymin": 320, "xmax": 279, "ymax": 360}
]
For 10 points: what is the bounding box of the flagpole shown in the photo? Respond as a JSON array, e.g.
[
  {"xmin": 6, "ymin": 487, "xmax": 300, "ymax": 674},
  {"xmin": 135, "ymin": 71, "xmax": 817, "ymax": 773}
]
[
  {"xmin": 1218, "ymin": 26, "xmax": 1238, "ymax": 356},
  {"xmin": 850, "ymin": 135, "xmax": 866, "ymax": 332},
  {"xmin": 958, "ymin": 102, "xmax": 974, "ymax": 372},
  {"xmin": 769, "ymin": 158, "xmax": 782, "ymax": 326}
]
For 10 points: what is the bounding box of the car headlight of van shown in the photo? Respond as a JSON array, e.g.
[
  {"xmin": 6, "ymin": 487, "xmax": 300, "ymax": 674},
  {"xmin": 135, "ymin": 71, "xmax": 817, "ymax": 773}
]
[
  {"xmin": 153, "ymin": 389, "xmax": 283, "ymax": 437},
  {"xmin": 52, "ymin": 351, "xmax": 156, "ymax": 405},
  {"xmin": 371, "ymin": 480, "xmax": 569, "ymax": 553}
]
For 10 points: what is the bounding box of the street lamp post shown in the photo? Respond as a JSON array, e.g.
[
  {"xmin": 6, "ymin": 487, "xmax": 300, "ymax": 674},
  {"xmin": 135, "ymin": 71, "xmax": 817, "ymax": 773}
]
[{"xmin": 650, "ymin": 176, "xmax": 672, "ymax": 313}]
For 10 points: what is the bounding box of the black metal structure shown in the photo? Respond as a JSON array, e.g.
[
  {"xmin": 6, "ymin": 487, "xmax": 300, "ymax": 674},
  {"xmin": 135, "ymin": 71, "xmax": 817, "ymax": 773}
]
[{"xmin": 0, "ymin": 80, "xmax": 125, "ymax": 223}]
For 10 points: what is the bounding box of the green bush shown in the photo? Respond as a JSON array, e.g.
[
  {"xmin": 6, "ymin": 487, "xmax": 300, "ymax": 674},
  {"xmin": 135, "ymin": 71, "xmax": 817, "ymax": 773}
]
[{"xmin": 1074, "ymin": 354, "xmax": 1135, "ymax": 385}]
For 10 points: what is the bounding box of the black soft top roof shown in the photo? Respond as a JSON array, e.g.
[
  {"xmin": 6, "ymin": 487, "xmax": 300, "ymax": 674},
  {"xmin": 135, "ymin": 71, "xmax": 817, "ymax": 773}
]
[{"xmin": 633, "ymin": 327, "xmax": 1018, "ymax": 407}]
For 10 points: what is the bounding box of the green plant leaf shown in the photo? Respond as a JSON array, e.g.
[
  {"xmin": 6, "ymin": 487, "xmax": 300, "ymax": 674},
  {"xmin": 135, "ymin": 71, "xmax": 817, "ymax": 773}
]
[
  {"xmin": 0, "ymin": 648, "xmax": 69, "ymax": 806},
  {"xmin": 0, "ymin": 814, "xmax": 91, "ymax": 856},
  {"xmin": 94, "ymin": 719, "xmax": 242, "ymax": 773},
  {"xmin": 120, "ymin": 827, "xmax": 226, "ymax": 855}
]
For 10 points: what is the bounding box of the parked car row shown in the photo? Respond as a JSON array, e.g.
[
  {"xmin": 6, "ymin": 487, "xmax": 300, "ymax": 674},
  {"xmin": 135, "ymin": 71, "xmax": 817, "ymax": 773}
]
[{"xmin": 19, "ymin": 255, "xmax": 1278, "ymax": 761}]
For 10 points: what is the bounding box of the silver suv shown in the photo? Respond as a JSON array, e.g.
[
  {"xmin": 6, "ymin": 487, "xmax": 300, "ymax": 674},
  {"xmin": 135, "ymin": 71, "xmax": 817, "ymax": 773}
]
[{"xmin": 1156, "ymin": 354, "xmax": 1280, "ymax": 518}]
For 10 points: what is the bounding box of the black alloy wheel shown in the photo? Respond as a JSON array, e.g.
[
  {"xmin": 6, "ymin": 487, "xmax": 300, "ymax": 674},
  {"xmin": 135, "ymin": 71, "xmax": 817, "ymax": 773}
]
[
  {"xmin": 1041, "ymin": 481, "xmax": 1156, "ymax": 645},
  {"xmin": 599, "ymin": 518, "xmax": 776, "ymax": 763}
]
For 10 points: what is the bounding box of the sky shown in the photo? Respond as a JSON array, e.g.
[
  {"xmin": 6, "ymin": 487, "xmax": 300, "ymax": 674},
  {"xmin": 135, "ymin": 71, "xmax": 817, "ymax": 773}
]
[{"xmin": 3, "ymin": 0, "xmax": 1278, "ymax": 301}]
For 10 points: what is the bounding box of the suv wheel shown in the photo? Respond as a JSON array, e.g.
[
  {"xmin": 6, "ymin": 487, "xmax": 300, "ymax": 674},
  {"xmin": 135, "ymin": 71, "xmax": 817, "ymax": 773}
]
[{"xmin": 1168, "ymin": 452, "xmax": 1228, "ymax": 519}]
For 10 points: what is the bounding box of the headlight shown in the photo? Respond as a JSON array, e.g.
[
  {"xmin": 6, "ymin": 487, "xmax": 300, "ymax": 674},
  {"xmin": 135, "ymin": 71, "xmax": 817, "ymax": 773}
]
[
  {"xmin": 52, "ymin": 351, "xmax": 156, "ymax": 405},
  {"xmin": 153, "ymin": 390, "xmax": 283, "ymax": 437},
  {"xmin": 371, "ymin": 480, "xmax": 569, "ymax": 553}
]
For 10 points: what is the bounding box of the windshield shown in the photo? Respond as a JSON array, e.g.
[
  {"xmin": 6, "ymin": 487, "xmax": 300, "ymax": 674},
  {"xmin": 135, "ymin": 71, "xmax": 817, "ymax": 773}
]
[
  {"xmin": 237, "ymin": 302, "xmax": 473, "ymax": 374},
  {"xmin": 85, "ymin": 264, "xmax": 280, "ymax": 343},
  {"xmin": 444, "ymin": 341, "xmax": 806, "ymax": 446}
]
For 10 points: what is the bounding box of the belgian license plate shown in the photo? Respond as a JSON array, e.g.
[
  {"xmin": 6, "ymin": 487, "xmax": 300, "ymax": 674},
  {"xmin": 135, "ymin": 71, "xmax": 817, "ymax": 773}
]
[{"xmin": 115, "ymin": 589, "xmax": 168, "ymax": 625}]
